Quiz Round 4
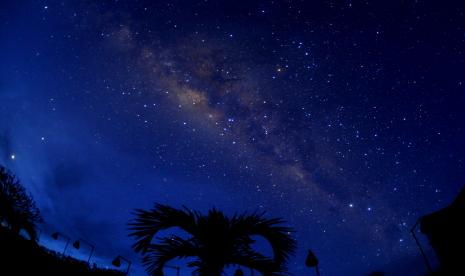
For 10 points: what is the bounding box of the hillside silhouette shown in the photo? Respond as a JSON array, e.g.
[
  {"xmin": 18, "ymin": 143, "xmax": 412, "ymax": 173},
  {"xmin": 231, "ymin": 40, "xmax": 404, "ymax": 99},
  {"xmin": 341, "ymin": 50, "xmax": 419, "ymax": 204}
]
[
  {"xmin": 0, "ymin": 165, "xmax": 123, "ymax": 275},
  {"xmin": 0, "ymin": 226, "xmax": 123, "ymax": 275}
]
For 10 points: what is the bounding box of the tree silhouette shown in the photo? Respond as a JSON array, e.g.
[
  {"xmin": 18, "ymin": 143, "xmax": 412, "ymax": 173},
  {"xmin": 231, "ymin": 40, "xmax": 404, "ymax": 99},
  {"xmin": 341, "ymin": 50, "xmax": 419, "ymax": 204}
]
[
  {"xmin": 128, "ymin": 204, "xmax": 296, "ymax": 276},
  {"xmin": 0, "ymin": 166, "xmax": 43, "ymax": 241}
]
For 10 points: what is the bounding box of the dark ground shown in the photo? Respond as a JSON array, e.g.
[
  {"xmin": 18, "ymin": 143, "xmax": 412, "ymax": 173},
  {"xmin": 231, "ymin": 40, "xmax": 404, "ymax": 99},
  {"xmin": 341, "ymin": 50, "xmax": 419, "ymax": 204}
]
[{"xmin": 0, "ymin": 226, "xmax": 123, "ymax": 275}]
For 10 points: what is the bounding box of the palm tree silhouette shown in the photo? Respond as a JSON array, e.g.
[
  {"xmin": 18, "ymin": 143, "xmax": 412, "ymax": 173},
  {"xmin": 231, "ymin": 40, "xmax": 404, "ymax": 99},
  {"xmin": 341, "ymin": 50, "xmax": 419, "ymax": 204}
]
[
  {"xmin": 0, "ymin": 166, "xmax": 43, "ymax": 242},
  {"xmin": 128, "ymin": 204, "xmax": 296, "ymax": 276}
]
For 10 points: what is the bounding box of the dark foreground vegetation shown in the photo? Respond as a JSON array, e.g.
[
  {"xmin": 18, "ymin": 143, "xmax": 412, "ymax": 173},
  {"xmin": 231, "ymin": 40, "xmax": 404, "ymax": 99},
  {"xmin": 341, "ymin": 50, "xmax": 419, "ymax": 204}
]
[
  {"xmin": 0, "ymin": 166, "xmax": 123, "ymax": 275},
  {"xmin": 129, "ymin": 204, "xmax": 296, "ymax": 275},
  {"xmin": 419, "ymin": 186, "xmax": 465, "ymax": 275}
]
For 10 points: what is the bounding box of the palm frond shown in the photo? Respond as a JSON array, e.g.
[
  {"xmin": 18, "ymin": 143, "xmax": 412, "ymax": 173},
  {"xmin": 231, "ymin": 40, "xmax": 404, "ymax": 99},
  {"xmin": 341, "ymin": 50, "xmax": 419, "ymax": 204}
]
[
  {"xmin": 227, "ymin": 249, "xmax": 285, "ymax": 276},
  {"xmin": 128, "ymin": 204, "xmax": 296, "ymax": 275},
  {"xmin": 231, "ymin": 212, "xmax": 296, "ymax": 264},
  {"xmin": 142, "ymin": 236, "xmax": 197, "ymax": 275},
  {"xmin": 128, "ymin": 204, "xmax": 198, "ymax": 252}
]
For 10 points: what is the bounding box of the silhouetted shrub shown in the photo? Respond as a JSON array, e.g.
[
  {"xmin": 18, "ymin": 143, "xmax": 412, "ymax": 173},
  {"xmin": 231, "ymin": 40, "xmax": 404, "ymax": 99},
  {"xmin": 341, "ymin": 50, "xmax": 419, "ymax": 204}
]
[{"xmin": 0, "ymin": 165, "xmax": 42, "ymax": 241}]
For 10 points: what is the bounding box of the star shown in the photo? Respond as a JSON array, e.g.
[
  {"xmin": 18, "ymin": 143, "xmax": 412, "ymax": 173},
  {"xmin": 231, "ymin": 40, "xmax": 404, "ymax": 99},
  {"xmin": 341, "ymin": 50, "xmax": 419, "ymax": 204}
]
[{"xmin": 2, "ymin": 1, "xmax": 463, "ymax": 275}]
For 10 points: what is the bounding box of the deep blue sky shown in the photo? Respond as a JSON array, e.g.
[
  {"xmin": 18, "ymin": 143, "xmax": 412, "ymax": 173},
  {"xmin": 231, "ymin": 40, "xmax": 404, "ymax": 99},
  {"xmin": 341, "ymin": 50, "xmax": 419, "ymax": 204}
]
[{"xmin": 1, "ymin": 1, "xmax": 464, "ymax": 275}]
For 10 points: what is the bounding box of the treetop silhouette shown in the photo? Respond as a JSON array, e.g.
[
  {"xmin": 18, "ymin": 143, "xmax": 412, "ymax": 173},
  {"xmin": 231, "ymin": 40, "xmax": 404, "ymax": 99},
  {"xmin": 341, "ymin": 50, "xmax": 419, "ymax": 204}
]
[
  {"xmin": 0, "ymin": 165, "xmax": 43, "ymax": 242},
  {"xmin": 128, "ymin": 203, "xmax": 296, "ymax": 275}
]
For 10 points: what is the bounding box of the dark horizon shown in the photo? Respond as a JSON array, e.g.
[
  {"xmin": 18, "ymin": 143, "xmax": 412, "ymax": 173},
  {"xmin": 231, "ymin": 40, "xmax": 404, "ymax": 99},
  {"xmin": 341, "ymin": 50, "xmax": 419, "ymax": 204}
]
[{"xmin": 1, "ymin": 1, "xmax": 464, "ymax": 275}]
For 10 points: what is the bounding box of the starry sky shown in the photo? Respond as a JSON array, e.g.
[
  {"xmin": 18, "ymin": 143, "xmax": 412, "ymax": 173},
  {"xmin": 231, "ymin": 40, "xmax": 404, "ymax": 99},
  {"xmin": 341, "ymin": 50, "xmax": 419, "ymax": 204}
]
[{"xmin": 1, "ymin": 1, "xmax": 465, "ymax": 275}]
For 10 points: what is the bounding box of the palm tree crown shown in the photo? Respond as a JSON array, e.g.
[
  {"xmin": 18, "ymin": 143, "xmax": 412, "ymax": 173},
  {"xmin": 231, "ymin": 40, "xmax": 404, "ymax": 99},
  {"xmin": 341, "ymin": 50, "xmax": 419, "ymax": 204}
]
[
  {"xmin": 0, "ymin": 166, "xmax": 43, "ymax": 241},
  {"xmin": 128, "ymin": 204, "xmax": 296, "ymax": 276}
]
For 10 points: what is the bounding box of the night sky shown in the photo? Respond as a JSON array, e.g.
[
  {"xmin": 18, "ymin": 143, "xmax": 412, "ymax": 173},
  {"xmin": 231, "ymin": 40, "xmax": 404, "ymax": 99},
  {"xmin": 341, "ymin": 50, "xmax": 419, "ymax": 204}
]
[{"xmin": 1, "ymin": 1, "xmax": 465, "ymax": 275}]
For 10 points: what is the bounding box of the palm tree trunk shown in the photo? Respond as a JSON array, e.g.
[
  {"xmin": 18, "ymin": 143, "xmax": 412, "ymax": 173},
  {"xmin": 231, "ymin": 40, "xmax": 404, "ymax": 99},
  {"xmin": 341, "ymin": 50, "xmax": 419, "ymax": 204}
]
[{"xmin": 199, "ymin": 263, "xmax": 223, "ymax": 276}]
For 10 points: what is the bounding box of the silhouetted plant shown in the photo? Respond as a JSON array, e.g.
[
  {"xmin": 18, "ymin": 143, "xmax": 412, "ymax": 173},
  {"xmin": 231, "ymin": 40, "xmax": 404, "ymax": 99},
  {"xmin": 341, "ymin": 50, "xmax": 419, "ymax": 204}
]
[
  {"xmin": 0, "ymin": 166, "xmax": 43, "ymax": 241},
  {"xmin": 128, "ymin": 204, "xmax": 296, "ymax": 276},
  {"xmin": 366, "ymin": 272, "xmax": 385, "ymax": 276}
]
